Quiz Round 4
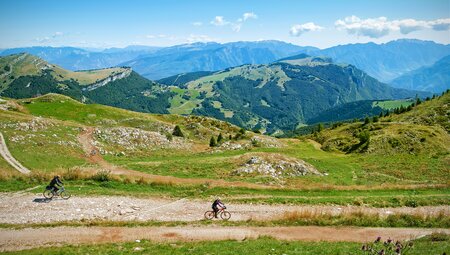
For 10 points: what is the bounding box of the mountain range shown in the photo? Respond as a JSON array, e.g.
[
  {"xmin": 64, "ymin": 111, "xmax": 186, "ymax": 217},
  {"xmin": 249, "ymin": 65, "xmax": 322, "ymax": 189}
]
[
  {"xmin": 156, "ymin": 54, "xmax": 428, "ymax": 133},
  {"xmin": 1, "ymin": 52, "xmax": 430, "ymax": 133},
  {"xmin": 0, "ymin": 46, "xmax": 160, "ymax": 71},
  {"xmin": 390, "ymin": 55, "xmax": 450, "ymax": 93},
  {"xmin": 315, "ymin": 39, "xmax": 450, "ymax": 83},
  {"xmin": 2, "ymin": 39, "xmax": 449, "ymax": 92}
]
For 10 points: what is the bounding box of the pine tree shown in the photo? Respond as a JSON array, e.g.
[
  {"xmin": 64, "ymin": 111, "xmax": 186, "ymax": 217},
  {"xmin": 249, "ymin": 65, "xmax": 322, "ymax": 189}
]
[
  {"xmin": 172, "ymin": 125, "xmax": 184, "ymax": 137},
  {"xmin": 415, "ymin": 98, "xmax": 422, "ymax": 106},
  {"xmin": 364, "ymin": 116, "xmax": 370, "ymax": 125},
  {"xmin": 209, "ymin": 136, "xmax": 217, "ymax": 147},
  {"xmin": 317, "ymin": 123, "xmax": 324, "ymax": 132},
  {"xmin": 217, "ymin": 133, "xmax": 223, "ymax": 143}
]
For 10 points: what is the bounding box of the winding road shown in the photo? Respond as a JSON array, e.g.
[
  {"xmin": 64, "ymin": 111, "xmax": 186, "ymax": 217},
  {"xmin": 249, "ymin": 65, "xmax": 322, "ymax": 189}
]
[{"xmin": 0, "ymin": 131, "xmax": 30, "ymax": 174}]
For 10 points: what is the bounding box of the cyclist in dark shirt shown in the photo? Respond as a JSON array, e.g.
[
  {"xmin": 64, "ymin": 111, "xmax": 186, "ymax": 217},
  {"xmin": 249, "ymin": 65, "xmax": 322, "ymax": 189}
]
[
  {"xmin": 212, "ymin": 198, "xmax": 225, "ymax": 218},
  {"xmin": 48, "ymin": 175, "xmax": 63, "ymax": 193}
]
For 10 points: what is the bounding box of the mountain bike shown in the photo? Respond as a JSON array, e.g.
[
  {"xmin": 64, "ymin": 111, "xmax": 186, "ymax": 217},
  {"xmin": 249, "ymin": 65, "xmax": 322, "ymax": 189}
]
[
  {"xmin": 204, "ymin": 207, "xmax": 231, "ymax": 220},
  {"xmin": 43, "ymin": 186, "xmax": 71, "ymax": 200}
]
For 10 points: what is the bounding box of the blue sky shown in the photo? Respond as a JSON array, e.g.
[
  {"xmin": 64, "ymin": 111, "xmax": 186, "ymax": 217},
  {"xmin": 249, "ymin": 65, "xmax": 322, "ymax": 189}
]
[{"xmin": 0, "ymin": 0, "xmax": 449, "ymax": 49}]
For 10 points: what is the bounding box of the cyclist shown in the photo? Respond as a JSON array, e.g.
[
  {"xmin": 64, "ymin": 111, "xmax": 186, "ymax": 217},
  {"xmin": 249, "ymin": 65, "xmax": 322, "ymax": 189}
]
[
  {"xmin": 212, "ymin": 197, "xmax": 225, "ymax": 218},
  {"xmin": 48, "ymin": 175, "xmax": 63, "ymax": 194}
]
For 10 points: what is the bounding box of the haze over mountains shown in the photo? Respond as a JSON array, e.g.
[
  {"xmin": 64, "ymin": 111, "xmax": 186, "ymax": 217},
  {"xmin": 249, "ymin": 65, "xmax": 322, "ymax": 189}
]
[
  {"xmin": 1, "ymin": 39, "xmax": 449, "ymax": 94},
  {"xmin": 390, "ymin": 55, "xmax": 450, "ymax": 93}
]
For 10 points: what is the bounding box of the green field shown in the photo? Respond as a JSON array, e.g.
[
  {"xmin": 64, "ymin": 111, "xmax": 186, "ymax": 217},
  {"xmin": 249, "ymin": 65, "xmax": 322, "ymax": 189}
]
[
  {"xmin": 3, "ymin": 235, "xmax": 448, "ymax": 255},
  {"xmin": 372, "ymin": 99, "xmax": 414, "ymax": 110}
]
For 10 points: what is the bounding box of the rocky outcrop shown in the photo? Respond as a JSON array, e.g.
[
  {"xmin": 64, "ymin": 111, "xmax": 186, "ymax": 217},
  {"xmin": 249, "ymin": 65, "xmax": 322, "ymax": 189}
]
[
  {"xmin": 233, "ymin": 154, "xmax": 322, "ymax": 179},
  {"xmin": 93, "ymin": 127, "xmax": 191, "ymax": 155},
  {"xmin": 82, "ymin": 68, "xmax": 132, "ymax": 91}
]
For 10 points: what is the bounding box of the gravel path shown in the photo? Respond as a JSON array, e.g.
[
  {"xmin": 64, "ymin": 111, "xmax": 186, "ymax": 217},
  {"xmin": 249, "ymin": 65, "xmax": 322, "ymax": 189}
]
[
  {"xmin": 1, "ymin": 226, "xmax": 449, "ymax": 252},
  {"xmin": 0, "ymin": 131, "xmax": 30, "ymax": 174},
  {"xmin": 0, "ymin": 193, "xmax": 448, "ymax": 224}
]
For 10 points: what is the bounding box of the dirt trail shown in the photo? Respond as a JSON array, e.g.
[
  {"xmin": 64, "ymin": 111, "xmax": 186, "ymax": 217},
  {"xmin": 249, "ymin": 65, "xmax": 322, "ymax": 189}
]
[
  {"xmin": 0, "ymin": 131, "xmax": 30, "ymax": 174},
  {"xmin": 77, "ymin": 128, "xmax": 444, "ymax": 191},
  {"xmin": 0, "ymin": 225, "xmax": 448, "ymax": 252},
  {"xmin": 77, "ymin": 127, "xmax": 274, "ymax": 189},
  {"xmin": 0, "ymin": 193, "xmax": 448, "ymax": 224}
]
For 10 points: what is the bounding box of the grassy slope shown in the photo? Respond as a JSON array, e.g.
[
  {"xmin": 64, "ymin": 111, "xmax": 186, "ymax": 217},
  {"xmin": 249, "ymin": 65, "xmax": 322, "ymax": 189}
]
[
  {"xmin": 51, "ymin": 66, "xmax": 127, "ymax": 85},
  {"xmin": 0, "ymin": 93, "xmax": 448, "ymax": 208},
  {"xmin": 0, "ymin": 53, "xmax": 127, "ymax": 90},
  {"xmin": 310, "ymin": 93, "xmax": 449, "ymax": 184},
  {"xmin": 2, "ymin": 236, "xmax": 448, "ymax": 255}
]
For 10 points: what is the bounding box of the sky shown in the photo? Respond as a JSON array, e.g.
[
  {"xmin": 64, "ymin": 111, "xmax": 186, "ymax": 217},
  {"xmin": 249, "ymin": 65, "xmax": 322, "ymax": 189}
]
[{"xmin": 0, "ymin": 0, "xmax": 449, "ymax": 49}]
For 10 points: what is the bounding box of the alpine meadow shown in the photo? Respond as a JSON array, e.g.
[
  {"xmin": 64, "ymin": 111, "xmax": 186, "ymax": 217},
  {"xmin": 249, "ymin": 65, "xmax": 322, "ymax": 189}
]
[{"xmin": 0, "ymin": 1, "xmax": 449, "ymax": 254}]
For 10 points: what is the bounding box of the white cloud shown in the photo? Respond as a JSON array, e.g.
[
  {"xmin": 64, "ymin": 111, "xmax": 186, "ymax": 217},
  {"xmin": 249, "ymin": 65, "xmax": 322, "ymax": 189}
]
[
  {"xmin": 211, "ymin": 12, "xmax": 257, "ymax": 32},
  {"xmin": 146, "ymin": 34, "xmax": 169, "ymax": 39},
  {"xmin": 243, "ymin": 12, "xmax": 257, "ymax": 21},
  {"xmin": 35, "ymin": 37, "xmax": 51, "ymax": 43},
  {"xmin": 145, "ymin": 34, "xmax": 177, "ymax": 41},
  {"xmin": 394, "ymin": 19, "xmax": 429, "ymax": 34},
  {"xmin": 211, "ymin": 16, "xmax": 229, "ymax": 26},
  {"xmin": 192, "ymin": 21, "xmax": 203, "ymax": 26},
  {"xmin": 335, "ymin": 16, "xmax": 393, "ymax": 38},
  {"xmin": 35, "ymin": 32, "xmax": 65, "ymax": 44},
  {"xmin": 290, "ymin": 22, "xmax": 324, "ymax": 36},
  {"xmin": 186, "ymin": 34, "xmax": 216, "ymax": 43},
  {"xmin": 335, "ymin": 16, "xmax": 450, "ymax": 38},
  {"xmin": 52, "ymin": 31, "xmax": 64, "ymax": 38},
  {"xmin": 429, "ymin": 18, "xmax": 450, "ymax": 31},
  {"xmin": 232, "ymin": 23, "xmax": 242, "ymax": 32}
]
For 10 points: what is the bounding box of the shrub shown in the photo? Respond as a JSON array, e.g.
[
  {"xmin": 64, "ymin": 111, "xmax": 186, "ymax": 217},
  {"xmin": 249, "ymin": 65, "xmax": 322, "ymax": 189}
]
[
  {"xmin": 364, "ymin": 117, "xmax": 370, "ymax": 125},
  {"xmin": 251, "ymin": 139, "xmax": 260, "ymax": 147},
  {"xmin": 64, "ymin": 168, "xmax": 83, "ymax": 181},
  {"xmin": 358, "ymin": 130, "xmax": 370, "ymax": 145},
  {"xmin": 3, "ymin": 65, "xmax": 10, "ymax": 72},
  {"xmin": 91, "ymin": 170, "xmax": 111, "ymax": 182},
  {"xmin": 372, "ymin": 116, "xmax": 379, "ymax": 122},
  {"xmin": 429, "ymin": 232, "xmax": 449, "ymax": 242},
  {"xmin": 361, "ymin": 237, "xmax": 414, "ymax": 255},
  {"xmin": 166, "ymin": 133, "xmax": 173, "ymax": 141},
  {"xmin": 172, "ymin": 125, "xmax": 184, "ymax": 137}
]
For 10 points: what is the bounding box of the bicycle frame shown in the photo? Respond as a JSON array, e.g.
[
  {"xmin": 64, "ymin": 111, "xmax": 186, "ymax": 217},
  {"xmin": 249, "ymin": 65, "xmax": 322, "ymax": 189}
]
[{"xmin": 53, "ymin": 186, "xmax": 65, "ymax": 195}]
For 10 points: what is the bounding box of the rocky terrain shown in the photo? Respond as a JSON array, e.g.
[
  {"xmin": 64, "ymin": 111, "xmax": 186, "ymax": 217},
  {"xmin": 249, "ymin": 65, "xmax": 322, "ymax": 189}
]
[
  {"xmin": 93, "ymin": 127, "xmax": 191, "ymax": 155},
  {"xmin": 0, "ymin": 192, "xmax": 448, "ymax": 224},
  {"xmin": 233, "ymin": 153, "xmax": 322, "ymax": 179}
]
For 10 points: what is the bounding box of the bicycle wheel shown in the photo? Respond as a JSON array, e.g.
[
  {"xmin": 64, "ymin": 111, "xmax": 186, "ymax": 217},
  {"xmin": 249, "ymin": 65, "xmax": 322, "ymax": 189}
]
[
  {"xmin": 220, "ymin": 211, "xmax": 231, "ymax": 220},
  {"xmin": 43, "ymin": 189, "xmax": 54, "ymax": 199},
  {"xmin": 60, "ymin": 190, "xmax": 71, "ymax": 200},
  {"xmin": 204, "ymin": 211, "xmax": 215, "ymax": 220}
]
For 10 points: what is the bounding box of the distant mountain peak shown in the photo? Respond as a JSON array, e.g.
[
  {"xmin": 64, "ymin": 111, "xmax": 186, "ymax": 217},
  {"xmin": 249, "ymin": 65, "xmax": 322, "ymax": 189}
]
[{"xmin": 277, "ymin": 54, "xmax": 333, "ymax": 66}]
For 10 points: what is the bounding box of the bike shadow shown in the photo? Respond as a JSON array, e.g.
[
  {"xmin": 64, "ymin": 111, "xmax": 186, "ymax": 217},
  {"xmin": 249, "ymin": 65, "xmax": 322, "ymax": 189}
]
[{"xmin": 32, "ymin": 197, "xmax": 52, "ymax": 203}]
